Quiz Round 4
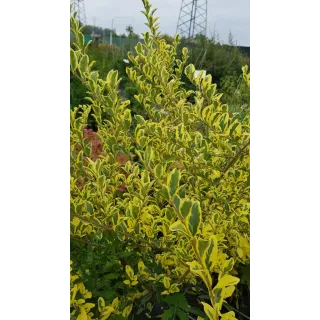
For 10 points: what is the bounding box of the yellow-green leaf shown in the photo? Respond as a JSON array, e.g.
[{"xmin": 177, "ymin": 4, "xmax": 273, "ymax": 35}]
[
  {"xmin": 196, "ymin": 238, "xmax": 210, "ymax": 263},
  {"xmin": 163, "ymin": 276, "xmax": 170, "ymax": 289},
  {"xmin": 138, "ymin": 260, "xmax": 145, "ymax": 273},
  {"xmin": 215, "ymin": 275, "xmax": 240, "ymax": 289},
  {"xmin": 220, "ymin": 311, "xmax": 237, "ymax": 320},
  {"xmin": 187, "ymin": 261, "xmax": 212, "ymax": 288},
  {"xmin": 77, "ymin": 307, "xmax": 87, "ymax": 320},
  {"xmin": 122, "ymin": 304, "xmax": 133, "ymax": 317},
  {"xmin": 155, "ymin": 164, "xmax": 163, "ymax": 181},
  {"xmin": 161, "ymin": 185, "xmax": 171, "ymax": 200},
  {"xmin": 83, "ymin": 303, "xmax": 95, "ymax": 311},
  {"xmin": 185, "ymin": 64, "xmax": 195, "ymax": 78},
  {"xmin": 70, "ymin": 49, "xmax": 78, "ymax": 72},
  {"xmin": 98, "ymin": 297, "xmax": 105, "ymax": 312},
  {"xmin": 180, "ymin": 199, "xmax": 192, "ymax": 218},
  {"xmin": 167, "ymin": 169, "xmax": 181, "ymax": 197},
  {"xmin": 100, "ymin": 306, "xmax": 114, "ymax": 320},
  {"xmin": 79, "ymin": 54, "xmax": 89, "ymax": 74},
  {"xmin": 222, "ymin": 259, "xmax": 234, "ymax": 275},
  {"xmin": 111, "ymin": 297, "xmax": 119, "ymax": 310},
  {"xmin": 186, "ymin": 201, "xmax": 202, "ymax": 236},
  {"xmin": 169, "ymin": 283, "xmax": 180, "ymax": 293},
  {"xmin": 135, "ymin": 115, "xmax": 146, "ymax": 126},
  {"xmin": 223, "ymin": 285, "xmax": 236, "ymax": 299},
  {"xmin": 208, "ymin": 235, "xmax": 218, "ymax": 270},
  {"xmin": 125, "ymin": 265, "xmax": 134, "ymax": 279},
  {"xmin": 237, "ymin": 247, "xmax": 244, "ymax": 258},
  {"xmin": 169, "ymin": 221, "xmax": 188, "ymax": 235},
  {"xmin": 201, "ymin": 302, "xmax": 216, "ymax": 320}
]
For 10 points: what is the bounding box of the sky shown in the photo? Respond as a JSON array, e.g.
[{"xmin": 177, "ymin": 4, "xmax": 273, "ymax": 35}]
[{"xmin": 84, "ymin": 0, "xmax": 250, "ymax": 46}]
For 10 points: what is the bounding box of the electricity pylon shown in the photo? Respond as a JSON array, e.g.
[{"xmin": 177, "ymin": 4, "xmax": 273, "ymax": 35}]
[
  {"xmin": 176, "ymin": 0, "xmax": 208, "ymax": 40},
  {"xmin": 71, "ymin": 0, "xmax": 86, "ymax": 26}
]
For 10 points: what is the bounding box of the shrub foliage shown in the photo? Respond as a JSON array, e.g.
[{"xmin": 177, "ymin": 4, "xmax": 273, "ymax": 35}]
[{"xmin": 70, "ymin": 1, "xmax": 250, "ymax": 320}]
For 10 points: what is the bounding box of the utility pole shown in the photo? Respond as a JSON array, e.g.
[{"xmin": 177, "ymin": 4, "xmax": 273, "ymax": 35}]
[{"xmin": 93, "ymin": 17, "xmax": 96, "ymax": 32}]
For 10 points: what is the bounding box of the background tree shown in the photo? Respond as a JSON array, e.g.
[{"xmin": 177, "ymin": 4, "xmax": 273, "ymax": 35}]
[
  {"xmin": 228, "ymin": 30, "xmax": 235, "ymax": 46},
  {"xmin": 126, "ymin": 25, "xmax": 134, "ymax": 37}
]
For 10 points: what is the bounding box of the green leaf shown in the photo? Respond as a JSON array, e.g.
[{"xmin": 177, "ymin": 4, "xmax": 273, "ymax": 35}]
[
  {"xmin": 179, "ymin": 199, "xmax": 192, "ymax": 218},
  {"xmin": 136, "ymin": 42, "xmax": 143, "ymax": 55},
  {"xmin": 206, "ymin": 235, "xmax": 218, "ymax": 270},
  {"xmin": 161, "ymin": 66, "xmax": 169, "ymax": 83},
  {"xmin": 196, "ymin": 238, "xmax": 210, "ymax": 261},
  {"xmin": 79, "ymin": 54, "xmax": 89, "ymax": 74},
  {"xmin": 182, "ymin": 47, "xmax": 188, "ymax": 56},
  {"xmin": 222, "ymin": 259, "xmax": 235, "ymax": 276},
  {"xmin": 173, "ymin": 195, "xmax": 181, "ymax": 211},
  {"xmin": 78, "ymin": 32, "xmax": 85, "ymax": 47},
  {"xmin": 145, "ymin": 146, "xmax": 154, "ymax": 165},
  {"xmin": 135, "ymin": 115, "xmax": 146, "ymax": 126},
  {"xmin": 160, "ymin": 185, "xmax": 170, "ymax": 201},
  {"xmin": 162, "ymin": 293, "xmax": 188, "ymax": 310},
  {"xmin": 161, "ymin": 307, "xmax": 175, "ymax": 320},
  {"xmin": 155, "ymin": 164, "xmax": 163, "ymax": 181},
  {"xmin": 185, "ymin": 64, "xmax": 195, "ymax": 78},
  {"xmin": 70, "ymin": 49, "xmax": 77, "ymax": 72},
  {"xmin": 109, "ymin": 70, "xmax": 119, "ymax": 88},
  {"xmin": 176, "ymin": 310, "xmax": 189, "ymax": 320},
  {"xmin": 187, "ymin": 307, "xmax": 207, "ymax": 318},
  {"xmin": 186, "ymin": 201, "xmax": 202, "ymax": 236},
  {"xmin": 112, "ymin": 316, "xmax": 126, "ymax": 320},
  {"xmin": 104, "ymin": 273, "xmax": 119, "ymax": 280},
  {"xmin": 176, "ymin": 124, "xmax": 184, "ymax": 141},
  {"xmin": 167, "ymin": 169, "xmax": 181, "ymax": 197},
  {"xmin": 123, "ymin": 109, "xmax": 132, "ymax": 130},
  {"xmin": 140, "ymin": 292, "xmax": 152, "ymax": 305}
]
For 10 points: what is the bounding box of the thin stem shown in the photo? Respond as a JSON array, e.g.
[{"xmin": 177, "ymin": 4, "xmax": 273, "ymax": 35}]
[
  {"xmin": 223, "ymin": 140, "xmax": 250, "ymax": 174},
  {"xmin": 223, "ymin": 302, "xmax": 250, "ymax": 320},
  {"xmin": 70, "ymin": 235, "xmax": 108, "ymax": 249},
  {"xmin": 190, "ymin": 238, "xmax": 216, "ymax": 311},
  {"xmin": 179, "ymin": 268, "xmax": 190, "ymax": 283}
]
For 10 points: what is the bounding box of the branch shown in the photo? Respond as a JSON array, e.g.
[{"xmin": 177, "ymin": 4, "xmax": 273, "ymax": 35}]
[
  {"xmin": 179, "ymin": 268, "xmax": 190, "ymax": 283},
  {"xmin": 70, "ymin": 235, "xmax": 108, "ymax": 249},
  {"xmin": 223, "ymin": 140, "xmax": 250, "ymax": 174}
]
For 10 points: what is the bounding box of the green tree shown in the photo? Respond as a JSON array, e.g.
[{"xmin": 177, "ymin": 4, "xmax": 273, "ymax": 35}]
[{"xmin": 126, "ymin": 24, "xmax": 134, "ymax": 36}]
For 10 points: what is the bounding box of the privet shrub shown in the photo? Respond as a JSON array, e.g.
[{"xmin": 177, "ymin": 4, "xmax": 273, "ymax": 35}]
[{"xmin": 70, "ymin": 1, "xmax": 250, "ymax": 320}]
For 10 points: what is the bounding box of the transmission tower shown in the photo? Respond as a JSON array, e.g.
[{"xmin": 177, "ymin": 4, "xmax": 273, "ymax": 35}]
[
  {"xmin": 71, "ymin": 0, "xmax": 86, "ymax": 26},
  {"xmin": 176, "ymin": 0, "xmax": 208, "ymax": 40}
]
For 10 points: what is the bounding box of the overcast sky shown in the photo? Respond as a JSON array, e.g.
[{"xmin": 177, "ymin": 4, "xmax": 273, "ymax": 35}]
[{"xmin": 84, "ymin": 0, "xmax": 250, "ymax": 46}]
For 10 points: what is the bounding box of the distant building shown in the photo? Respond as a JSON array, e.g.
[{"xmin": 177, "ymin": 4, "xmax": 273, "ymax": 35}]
[{"xmin": 91, "ymin": 32, "xmax": 102, "ymax": 44}]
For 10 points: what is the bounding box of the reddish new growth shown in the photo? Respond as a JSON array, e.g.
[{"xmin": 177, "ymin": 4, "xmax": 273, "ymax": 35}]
[
  {"xmin": 83, "ymin": 127, "xmax": 103, "ymax": 161},
  {"xmin": 116, "ymin": 153, "xmax": 129, "ymax": 166},
  {"xmin": 82, "ymin": 127, "xmax": 130, "ymax": 192}
]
